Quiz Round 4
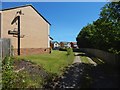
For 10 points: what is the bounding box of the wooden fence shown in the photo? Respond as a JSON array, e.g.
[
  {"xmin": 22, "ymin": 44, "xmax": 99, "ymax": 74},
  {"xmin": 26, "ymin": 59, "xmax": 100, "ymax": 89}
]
[
  {"xmin": 80, "ymin": 48, "xmax": 120, "ymax": 66},
  {"xmin": 0, "ymin": 38, "xmax": 12, "ymax": 60}
]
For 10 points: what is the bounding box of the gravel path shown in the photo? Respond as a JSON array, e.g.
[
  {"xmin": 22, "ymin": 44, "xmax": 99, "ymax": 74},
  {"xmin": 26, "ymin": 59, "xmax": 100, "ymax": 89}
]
[
  {"xmin": 86, "ymin": 57, "xmax": 97, "ymax": 66},
  {"xmin": 52, "ymin": 53, "xmax": 85, "ymax": 88},
  {"xmin": 54, "ymin": 63, "xmax": 85, "ymax": 88},
  {"xmin": 73, "ymin": 53, "xmax": 81, "ymax": 64}
]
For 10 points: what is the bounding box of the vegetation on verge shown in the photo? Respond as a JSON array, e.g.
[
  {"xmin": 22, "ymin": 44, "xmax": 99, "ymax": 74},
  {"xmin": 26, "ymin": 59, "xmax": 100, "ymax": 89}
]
[
  {"xmin": 2, "ymin": 57, "xmax": 44, "ymax": 89},
  {"xmin": 80, "ymin": 56, "xmax": 90, "ymax": 64},
  {"xmin": 2, "ymin": 50, "xmax": 74, "ymax": 89}
]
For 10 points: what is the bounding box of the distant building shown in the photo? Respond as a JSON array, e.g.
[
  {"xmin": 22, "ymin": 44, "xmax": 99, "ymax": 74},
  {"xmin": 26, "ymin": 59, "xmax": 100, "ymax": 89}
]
[
  {"xmin": 60, "ymin": 42, "xmax": 64, "ymax": 47},
  {"xmin": 60, "ymin": 42, "xmax": 71, "ymax": 48},
  {"xmin": 51, "ymin": 41, "xmax": 60, "ymax": 50},
  {"xmin": 59, "ymin": 41, "xmax": 78, "ymax": 49},
  {"xmin": 70, "ymin": 42, "xmax": 78, "ymax": 48}
]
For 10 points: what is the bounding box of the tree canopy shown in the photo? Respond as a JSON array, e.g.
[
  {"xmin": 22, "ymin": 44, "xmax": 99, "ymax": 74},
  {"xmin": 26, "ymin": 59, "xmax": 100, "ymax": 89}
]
[{"xmin": 76, "ymin": 2, "xmax": 120, "ymax": 54}]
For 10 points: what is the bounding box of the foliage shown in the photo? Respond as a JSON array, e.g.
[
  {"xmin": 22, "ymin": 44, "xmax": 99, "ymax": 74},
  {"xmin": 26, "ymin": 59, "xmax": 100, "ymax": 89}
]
[
  {"xmin": 66, "ymin": 48, "xmax": 74, "ymax": 66},
  {"xmin": 2, "ymin": 57, "xmax": 44, "ymax": 89},
  {"xmin": 59, "ymin": 47, "xmax": 67, "ymax": 51},
  {"xmin": 67, "ymin": 48, "xmax": 73, "ymax": 55},
  {"xmin": 80, "ymin": 56, "xmax": 90, "ymax": 64},
  {"xmin": 2, "ymin": 57, "xmax": 18, "ymax": 89},
  {"xmin": 76, "ymin": 2, "xmax": 120, "ymax": 54},
  {"xmin": 76, "ymin": 24, "xmax": 96, "ymax": 48}
]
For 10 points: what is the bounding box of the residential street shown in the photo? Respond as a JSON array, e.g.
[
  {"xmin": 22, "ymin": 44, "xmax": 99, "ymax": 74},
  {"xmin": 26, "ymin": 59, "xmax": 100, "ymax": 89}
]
[{"xmin": 1, "ymin": 2, "xmax": 120, "ymax": 89}]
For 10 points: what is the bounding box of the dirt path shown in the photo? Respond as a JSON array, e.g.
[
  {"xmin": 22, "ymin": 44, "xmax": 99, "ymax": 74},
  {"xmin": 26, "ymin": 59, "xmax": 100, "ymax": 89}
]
[
  {"xmin": 73, "ymin": 53, "xmax": 81, "ymax": 64},
  {"xmin": 52, "ymin": 53, "xmax": 86, "ymax": 88},
  {"xmin": 86, "ymin": 57, "xmax": 97, "ymax": 66},
  {"xmin": 54, "ymin": 63, "xmax": 85, "ymax": 88},
  {"xmin": 53, "ymin": 53, "xmax": 91, "ymax": 88},
  {"xmin": 14, "ymin": 60, "xmax": 48, "ymax": 79}
]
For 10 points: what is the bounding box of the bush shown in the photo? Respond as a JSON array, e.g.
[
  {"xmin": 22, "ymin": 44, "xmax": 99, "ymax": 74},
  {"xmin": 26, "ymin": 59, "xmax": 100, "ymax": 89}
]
[
  {"xmin": 59, "ymin": 47, "xmax": 67, "ymax": 51},
  {"xmin": 2, "ymin": 57, "xmax": 16, "ymax": 89},
  {"xmin": 67, "ymin": 48, "xmax": 73, "ymax": 55},
  {"xmin": 2, "ymin": 57, "xmax": 44, "ymax": 89}
]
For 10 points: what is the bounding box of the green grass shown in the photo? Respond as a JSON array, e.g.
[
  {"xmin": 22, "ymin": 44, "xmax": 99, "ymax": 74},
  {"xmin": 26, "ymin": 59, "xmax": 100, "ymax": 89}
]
[
  {"xmin": 80, "ymin": 56, "xmax": 91, "ymax": 64},
  {"xmin": 18, "ymin": 71, "xmax": 44, "ymax": 88},
  {"xmin": 91, "ymin": 57, "xmax": 105, "ymax": 65},
  {"xmin": 16, "ymin": 50, "xmax": 74, "ymax": 75}
]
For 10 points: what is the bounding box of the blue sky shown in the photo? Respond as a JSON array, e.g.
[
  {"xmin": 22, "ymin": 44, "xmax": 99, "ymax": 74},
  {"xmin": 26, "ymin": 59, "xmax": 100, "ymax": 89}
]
[{"xmin": 2, "ymin": 2, "xmax": 107, "ymax": 42}]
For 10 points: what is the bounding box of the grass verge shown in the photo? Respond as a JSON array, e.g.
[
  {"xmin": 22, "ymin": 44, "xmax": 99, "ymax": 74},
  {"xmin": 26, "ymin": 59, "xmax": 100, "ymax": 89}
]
[
  {"xmin": 2, "ymin": 50, "xmax": 74, "ymax": 88},
  {"xmin": 16, "ymin": 50, "xmax": 74, "ymax": 76},
  {"xmin": 80, "ymin": 56, "xmax": 91, "ymax": 64}
]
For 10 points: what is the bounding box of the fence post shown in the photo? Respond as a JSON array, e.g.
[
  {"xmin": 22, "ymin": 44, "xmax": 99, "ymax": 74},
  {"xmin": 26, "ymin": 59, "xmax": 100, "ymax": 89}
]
[
  {"xmin": 0, "ymin": 39, "xmax": 2, "ymax": 90},
  {"xmin": 0, "ymin": 40, "xmax": 1, "ymax": 59},
  {"xmin": 0, "ymin": 38, "xmax": 11, "ymax": 60}
]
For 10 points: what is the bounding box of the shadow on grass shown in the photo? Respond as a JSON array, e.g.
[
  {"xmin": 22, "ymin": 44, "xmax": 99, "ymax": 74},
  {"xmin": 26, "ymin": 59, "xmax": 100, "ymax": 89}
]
[
  {"xmin": 88, "ymin": 64, "xmax": 119, "ymax": 88},
  {"xmin": 44, "ymin": 62, "xmax": 119, "ymax": 88},
  {"xmin": 44, "ymin": 52, "xmax": 119, "ymax": 89},
  {"xmin": 74, "ymin": 52, "xmax": 119, "ymax": 88},
  {"xmin": 53, "ymin": 63, "xmax": 88, "ymax": 88},
  {"xmin": 74, "ymin": 52, "xmax": 104, "ymax": 65}
]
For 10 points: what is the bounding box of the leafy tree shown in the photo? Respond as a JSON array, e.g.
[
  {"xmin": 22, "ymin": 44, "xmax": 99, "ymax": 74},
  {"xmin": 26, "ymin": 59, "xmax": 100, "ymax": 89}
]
[
  {"xmin": 76, "ymin": 2, "xmax": 120, "ymax": 54},
  {"xmin": 76, "ymin": 24, "xmax": 96, "ymax": 48},
  {"xmin": 97, "ymin": 2, "xmax": 120, "ymax": 53}
]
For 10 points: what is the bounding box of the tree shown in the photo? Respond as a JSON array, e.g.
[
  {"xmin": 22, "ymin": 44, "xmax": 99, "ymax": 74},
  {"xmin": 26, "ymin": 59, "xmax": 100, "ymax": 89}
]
[
  {"xmin": 76, "ymin": 24, "xmax": 96, "ymax": 48},
  {"xmin": 97, "ymin": 2, "xmax": 120, "ymax": 54},
  {"xmin": 76, "ymin": 2, "xmax": 120, "ymax": 54}
]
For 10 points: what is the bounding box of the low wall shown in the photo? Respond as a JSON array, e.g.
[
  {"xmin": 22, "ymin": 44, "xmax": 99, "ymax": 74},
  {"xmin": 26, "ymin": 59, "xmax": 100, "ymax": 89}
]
[
  {"xmin": 80, "ymin": 48, "xmax": 120, "ymax": 66},
  {"xmin": 14, "ymin": 48, "xmax": 51, "ymax": 56}
]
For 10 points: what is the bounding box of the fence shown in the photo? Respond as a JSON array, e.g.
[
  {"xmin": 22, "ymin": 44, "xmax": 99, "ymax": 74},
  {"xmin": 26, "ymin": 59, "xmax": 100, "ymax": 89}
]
[
  {"xmin": 0, "ymin": 38, "xmax": 11, "ymax": 60},
  {"xmin": 80, "ymin": 48, "xmax": 120, "ymax": 66}
]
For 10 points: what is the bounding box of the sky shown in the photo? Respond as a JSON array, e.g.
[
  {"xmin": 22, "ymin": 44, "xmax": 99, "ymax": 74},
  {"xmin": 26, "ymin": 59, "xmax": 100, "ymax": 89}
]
[{"xmin": 2, "ymin": 2, "xmax": 107, "ymax": 42}]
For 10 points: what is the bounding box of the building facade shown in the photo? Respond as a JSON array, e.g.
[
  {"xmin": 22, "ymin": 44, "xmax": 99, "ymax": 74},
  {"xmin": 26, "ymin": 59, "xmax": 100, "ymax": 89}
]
[{"xmin": 0, "ymin": 5, "xmax": 51, "ymax": 55}]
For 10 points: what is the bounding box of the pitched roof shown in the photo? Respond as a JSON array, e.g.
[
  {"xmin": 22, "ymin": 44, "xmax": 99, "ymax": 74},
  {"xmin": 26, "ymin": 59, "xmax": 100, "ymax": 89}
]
[
  {"xmin": 1, "ymin": 4, "xmax": 51, "ymax": 25},
  {"xmin": 70, "ymin": 42, "xmax": 77, "ymax": 44},
  {"xmin": 60, "ymin": 42, "xmax": 70, "ymax": 45},
  {"xmin": 51, "ymin": 41, "xmax": 59, "ymax": 44}
]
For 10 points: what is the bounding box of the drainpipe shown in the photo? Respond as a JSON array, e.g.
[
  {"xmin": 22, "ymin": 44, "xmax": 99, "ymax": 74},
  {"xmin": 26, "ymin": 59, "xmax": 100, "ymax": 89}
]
[{"xmin": 18, "ymin": 16, "xmax": 20, "ymax": 55}]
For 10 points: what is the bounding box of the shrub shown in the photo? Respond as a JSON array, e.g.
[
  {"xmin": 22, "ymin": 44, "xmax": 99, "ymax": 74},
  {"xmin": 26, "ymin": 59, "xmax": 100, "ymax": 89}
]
[
  {"xmin": 59, "ymin": 47, "xmax": 67, "ymax": 51},
  {"xmin": 67, "ymin": 48, "xmax": 73, "ymax": 55},
  {"xmin": 2, "ymin": 57, "xmax": 45, "ymax": 89},
  {"xmin": 2, "ymin": 57, "xmax": 16, "ymax": 89}
]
